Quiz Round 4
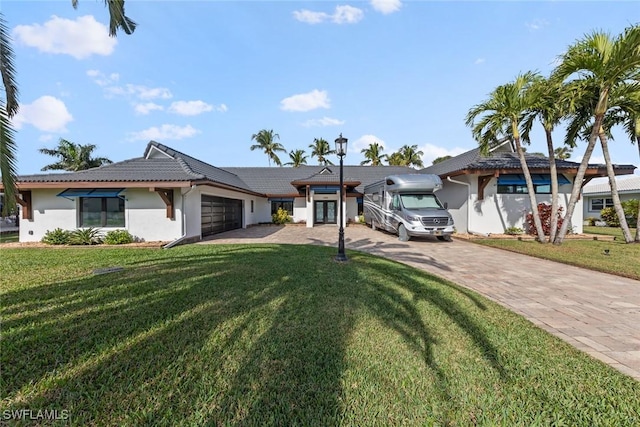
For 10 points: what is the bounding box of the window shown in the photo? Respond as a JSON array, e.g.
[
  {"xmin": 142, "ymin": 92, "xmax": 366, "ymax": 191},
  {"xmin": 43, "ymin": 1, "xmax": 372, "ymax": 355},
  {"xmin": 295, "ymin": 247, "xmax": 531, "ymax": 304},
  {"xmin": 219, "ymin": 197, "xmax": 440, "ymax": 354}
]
[
  {"xmin": 590, "ymin": 198, "xmax": 614, "ymax": 212},
  {"xmin": 80, "ymin": 197, "xmax": 125, "ymax": 227},
  {"xmin": 271, "ymin": 201, "xmax": 293, "ymax": 215},
  {"xmin": 496, "ymin": 174, "xmax": 568, "ymax": 195},
  {"xmin": 497, "ymin": 184, "xmax": 551, "ymax": 194}
]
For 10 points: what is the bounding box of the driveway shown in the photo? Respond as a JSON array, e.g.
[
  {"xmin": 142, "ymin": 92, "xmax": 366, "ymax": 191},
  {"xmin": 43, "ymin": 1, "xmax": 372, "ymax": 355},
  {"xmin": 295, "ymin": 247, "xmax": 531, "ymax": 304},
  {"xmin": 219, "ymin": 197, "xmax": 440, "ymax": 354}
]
[{"xmin": 202, "ymin": 224, "xmax": 640, "ymax": 381}]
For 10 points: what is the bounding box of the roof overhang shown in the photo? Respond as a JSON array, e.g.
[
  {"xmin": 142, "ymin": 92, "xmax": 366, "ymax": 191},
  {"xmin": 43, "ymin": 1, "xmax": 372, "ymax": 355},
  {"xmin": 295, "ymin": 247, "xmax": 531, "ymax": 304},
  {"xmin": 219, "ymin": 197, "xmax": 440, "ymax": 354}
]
[
  {"xmin": 441, "ymin": 166, "xmax": 636, "ymax": 179},
  {"xmin": 13, "ymin": 181, "xmax": 194, "ymax": 189},
  {"xmin": 290, "ymin": 179, "xmax": 361, "ymax": 187}
]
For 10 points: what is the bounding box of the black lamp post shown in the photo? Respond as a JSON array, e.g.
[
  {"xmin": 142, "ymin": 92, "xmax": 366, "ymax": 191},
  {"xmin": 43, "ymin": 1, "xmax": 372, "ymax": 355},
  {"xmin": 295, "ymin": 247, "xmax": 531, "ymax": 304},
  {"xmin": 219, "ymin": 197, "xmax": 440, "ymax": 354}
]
[{"xmin": 335, "ymin": 134, "xmax": 348, "ymax": 262}]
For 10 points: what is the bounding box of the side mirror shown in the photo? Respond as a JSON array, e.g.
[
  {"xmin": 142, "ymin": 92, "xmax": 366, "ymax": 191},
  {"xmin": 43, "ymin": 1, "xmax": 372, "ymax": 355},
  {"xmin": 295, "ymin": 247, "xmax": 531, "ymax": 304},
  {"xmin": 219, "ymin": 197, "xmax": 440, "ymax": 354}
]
[{"xmin": 443, "ymin": 202, "xmax": 448, "ymax": 209}]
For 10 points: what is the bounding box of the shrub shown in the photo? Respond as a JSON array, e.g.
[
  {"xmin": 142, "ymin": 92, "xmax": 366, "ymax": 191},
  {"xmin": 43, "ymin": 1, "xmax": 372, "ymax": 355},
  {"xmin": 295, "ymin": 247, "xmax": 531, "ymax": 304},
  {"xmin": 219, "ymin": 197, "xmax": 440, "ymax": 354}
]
[
  {"xmin": 271, "ymin": 208, "xmax": 292, "ymax": 224},
  {"xmin": 504, "ymin": 226, "xmax": 523, "ymax": 235},
  {"xmin": 42, "ymin": 228, "xmax": 71, "ymax": 245},
  {"xmin": 586, "ymin": 217, "xmax": 597, "ymax": 226},
  {"xmin": 104, "ymin": 229, "xmax": 135, "ymax": 245},
  {"xmin": 69, "ymin": 227, "xmax": 103, "ymax": 245},
  {"xmin": 525, "ymin": 203, "xmax": 564, "ymax": 236},
  {"xmin": 601, "ymin": 199, "xmax": 639, "ymax": 227}
]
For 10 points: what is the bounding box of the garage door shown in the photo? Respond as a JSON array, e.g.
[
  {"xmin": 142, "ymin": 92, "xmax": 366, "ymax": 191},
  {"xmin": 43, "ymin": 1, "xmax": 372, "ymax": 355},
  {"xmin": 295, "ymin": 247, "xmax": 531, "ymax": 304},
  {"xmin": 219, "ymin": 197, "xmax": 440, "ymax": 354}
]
[{"xmin": 201, "ymin": 195, "xmax": 243, "ymax": 236}]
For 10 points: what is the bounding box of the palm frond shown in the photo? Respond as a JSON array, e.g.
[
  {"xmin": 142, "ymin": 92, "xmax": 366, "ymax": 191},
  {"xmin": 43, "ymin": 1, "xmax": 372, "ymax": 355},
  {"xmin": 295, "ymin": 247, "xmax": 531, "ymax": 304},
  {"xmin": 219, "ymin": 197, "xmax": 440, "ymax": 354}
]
[{"xmin": 0, "ymin": 13, "xmax": 19, "ymax": 117}]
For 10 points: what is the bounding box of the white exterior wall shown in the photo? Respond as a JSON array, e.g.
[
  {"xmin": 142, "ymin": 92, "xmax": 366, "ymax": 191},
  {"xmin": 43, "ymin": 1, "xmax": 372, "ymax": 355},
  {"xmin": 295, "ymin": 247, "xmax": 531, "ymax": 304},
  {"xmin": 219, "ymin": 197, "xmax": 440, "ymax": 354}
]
[
  {"xmin": 19, "ymin": 189, "xmax": 78, "ymax": 242},
  {"xmin": 292, "ymin": 197, "xmax": 306, "ymax": 224},
  {"xmin": 437, "ymin": 176, "xmax": 583, "ymax": 235},
  {"xmin": 124, "ymin": 188, "xmax": 183, "ymax": 242}
]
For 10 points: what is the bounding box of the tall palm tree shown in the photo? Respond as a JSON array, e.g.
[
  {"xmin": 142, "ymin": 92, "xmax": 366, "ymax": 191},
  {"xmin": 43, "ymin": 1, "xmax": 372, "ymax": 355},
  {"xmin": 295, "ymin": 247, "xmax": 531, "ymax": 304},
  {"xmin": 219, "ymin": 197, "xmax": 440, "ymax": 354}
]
[
  {"xmin": 309, "ymin": 138, "xmax": 334, "ymax": 165},
  {"xmin": 521, "ymin": 75, "xmax": 568, "ymax": 242},
  {"xmin": 399, "ymin": 145, "xmax": 424, "ymax": 168},
  {"xmin": 284, "ymin": 149, "xmax": 308, "ymax": 167},
  {"xmin": 0, "ymin": 2, "xmax": 135, "ymax": 215},
  {"xmin": 553, "ymin": 25, "xmax": 640, "ymax": 244},
  {"xmin": 466, "ymin": 72, "xmax": 546, "ymax": 240},
  {"xmin": 553, "ymin": 146, "xmax": 573, "ymax": 160},
  {"xmin": 250, "ymin": 129, "xmax": 286, "ymax": 166},
  {"xmin": 385, "ymin": 152, "xmax": 404, "ymax": 166},
  {"xmin": 360, "ymin": 142, "xmax": 385, "ymax": 166},
  {"xmin": 39, "ymin": 138, "xmax": 112, "ymax": 171},
  {"xmin": 432, "ymin": 155, "xmax": 452, "ymax": 165}
]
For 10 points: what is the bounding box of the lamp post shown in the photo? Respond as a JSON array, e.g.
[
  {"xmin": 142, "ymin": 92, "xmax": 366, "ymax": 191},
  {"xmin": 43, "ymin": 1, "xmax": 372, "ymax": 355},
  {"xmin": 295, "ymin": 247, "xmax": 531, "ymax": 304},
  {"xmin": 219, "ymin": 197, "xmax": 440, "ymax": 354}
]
[{"xmin": 335, "ymin": 134, "xmax": 348, "ymax": 262}]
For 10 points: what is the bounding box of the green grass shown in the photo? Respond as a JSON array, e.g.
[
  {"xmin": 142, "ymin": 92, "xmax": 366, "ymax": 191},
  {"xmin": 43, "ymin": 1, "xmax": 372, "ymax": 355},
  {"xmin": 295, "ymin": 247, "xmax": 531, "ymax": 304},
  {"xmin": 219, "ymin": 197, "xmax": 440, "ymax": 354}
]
[
  {"xmin": 474, "ymin": 234, "xmax": 640, "ymax": 281},
  {"xmin": 1, "ymin": 245, "xmax": 639, "ymax": 426},
  {"xmin": 583, "ymin": 225, "xmax": 638, "ymax": 240},
  {"xmin": 0, "ymin": 232, "xmax": 18, "ymax": 243}
]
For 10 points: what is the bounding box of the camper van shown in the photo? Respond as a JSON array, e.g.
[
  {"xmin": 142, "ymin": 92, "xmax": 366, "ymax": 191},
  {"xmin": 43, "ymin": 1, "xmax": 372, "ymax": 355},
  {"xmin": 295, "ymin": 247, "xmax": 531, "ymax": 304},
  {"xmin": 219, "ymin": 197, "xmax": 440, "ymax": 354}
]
[{"xmin": 363, "ymin": 174, "xmax": 454, "ymax": 241}]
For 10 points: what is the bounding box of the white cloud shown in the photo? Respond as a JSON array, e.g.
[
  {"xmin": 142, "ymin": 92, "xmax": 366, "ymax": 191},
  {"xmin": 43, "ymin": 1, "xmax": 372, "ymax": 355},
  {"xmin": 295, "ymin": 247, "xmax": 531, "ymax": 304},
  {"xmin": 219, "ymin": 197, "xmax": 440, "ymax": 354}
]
[
  {"xmin": 351, "ymin": 134, "xmax": 387, "ymax": 154},
  {"xmin": 418, "ymin": 143, "xmax": 467, "ymax": 166},
  {"xmin": 526, "ymin": 19, "xmax": 549, "ymax": 31},
  {"xmin": 216, "ymin": 104, "xmax": 228, "ymax": 113},
  {"xmin": 38, "ymin": 134, "xmax": 54, "ymax": 143},
  {"xmin": 12, "ymin": 96, "xmax": 73, "ymax": 132},
  {"xmin": 128, "ymin": 124, "xmax": 200, "ymax": 141},
  {"xmin": 293, "ymin": 5, "xmax": 363, "ymax": 25},
  {"xmin": 293, "ymin": 10, "xmax": 329, "ymax": 24},
  {"xmin": 86, "ymin": 69, "xmax": 119, "ymax": 86},
  {"xmin": 134, "ymin": 102, "xmax": 164, "ymax": 115},
  {"xmin": 333, "ymin": 5, "xmax": 364, "ymax": 24},
  {"xmin": 370, "ymin": 0, "xmax": 402, "ymax": 14},
  {"xmin": 106, "ymin": 84, "xmax": 173, "ymax": 100},
  {"xmin": 302, "ymin": 117, "xmax": 345, "ymax": 127},
  {"xmin": 281, "ymin": 89, "xmax": 330, "ymax": 112},
  {"xmin": 13, "ymin": 15, "xmax": 116, "ymax": 59},
  {"xmin": 474, "ymin": 58, "xmax": 485, "ymax": 65},
  {"xmin": 168, "ymin": 100, "xmax": 214, "ymax": 116}
]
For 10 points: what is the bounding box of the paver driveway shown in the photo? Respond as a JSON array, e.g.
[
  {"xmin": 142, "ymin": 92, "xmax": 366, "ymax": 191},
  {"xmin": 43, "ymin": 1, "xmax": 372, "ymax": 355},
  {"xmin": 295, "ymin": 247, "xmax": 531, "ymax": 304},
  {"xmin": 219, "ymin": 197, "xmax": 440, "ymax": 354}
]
[{"xmin": 202, "ymin": 224, "xmax": 640, "ymax": 381}]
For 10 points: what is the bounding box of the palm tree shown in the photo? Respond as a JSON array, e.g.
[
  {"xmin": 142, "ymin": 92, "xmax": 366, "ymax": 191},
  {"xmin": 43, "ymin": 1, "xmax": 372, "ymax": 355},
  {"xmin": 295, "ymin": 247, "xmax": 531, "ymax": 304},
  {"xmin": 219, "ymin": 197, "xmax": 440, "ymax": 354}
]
[
  {"xmin": 521, "ymin": 75, "xmax": 568, "ymax": 242},
  {"xmin": 360, "ymin": 142, "xmax": 385, "ymax": 166},
  {"xmin": 399, "ymin": 145, "xmax": 424, "ymax": 168},
  {"xmin": 309, "ymin": 138, "xmax": 334, "ymax": 165},
  {"xmin": 466, "ymin": 72, "xmax": 546, "ymax": 240},
  {"xmin": 432, "ymin": 155, "xmax": 452, "ymax": 165},
  {"xmin": 284, "ymin": 149, "xmax": 308, "ymax": 167},
  {"xmin": 553, "ymin": 146, "xmax": 573, "ymax": 160},
  {"xmin": 553, "ymin": 25, "xmax": 640, "ymax": 244},
  {"xmin": 39, "ymin": 138, "xmax": 113, "ymax": 171},
  {"xmin": 385, "ymin": 152, "xmax": 405, "ymax": 166},
  {"xmin": 0, "ymin": 2, "xmax": 135, "ymax": 215},
  {"xmin": 250, "ymin": 129, "xmax": 286, "ymax": 166}
]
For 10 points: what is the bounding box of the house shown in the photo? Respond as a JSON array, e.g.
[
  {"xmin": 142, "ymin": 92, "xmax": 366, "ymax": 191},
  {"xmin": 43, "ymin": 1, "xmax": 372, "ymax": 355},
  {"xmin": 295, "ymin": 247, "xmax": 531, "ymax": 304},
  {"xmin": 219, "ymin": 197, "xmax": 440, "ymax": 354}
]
[
  {"xmin": 582, "ymin": 176, "xmax": 640, "ymax": 221},
  {"xmin": 9, "ymin": 140, "xmax": 636, "ymax": 244},
  {"xmin": 419, "ymin": 140, "xmax": 636, "ymax": 235}
]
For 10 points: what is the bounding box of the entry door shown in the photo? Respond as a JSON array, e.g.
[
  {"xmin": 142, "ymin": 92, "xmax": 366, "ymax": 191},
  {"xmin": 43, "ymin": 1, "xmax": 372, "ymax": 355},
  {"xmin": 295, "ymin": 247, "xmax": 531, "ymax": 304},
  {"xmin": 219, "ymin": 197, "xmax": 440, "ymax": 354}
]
[{"xmin": 314, "ymin": 201, "xmax": 337, "ymax": 224}]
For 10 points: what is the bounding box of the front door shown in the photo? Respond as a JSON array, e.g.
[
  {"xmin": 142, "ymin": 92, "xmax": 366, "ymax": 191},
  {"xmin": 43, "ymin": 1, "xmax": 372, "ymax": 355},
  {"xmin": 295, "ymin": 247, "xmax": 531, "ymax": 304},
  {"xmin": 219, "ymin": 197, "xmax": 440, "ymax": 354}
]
[{"xmin": 314, "ymin": 201, "xmax": 337, "ymax": 224}]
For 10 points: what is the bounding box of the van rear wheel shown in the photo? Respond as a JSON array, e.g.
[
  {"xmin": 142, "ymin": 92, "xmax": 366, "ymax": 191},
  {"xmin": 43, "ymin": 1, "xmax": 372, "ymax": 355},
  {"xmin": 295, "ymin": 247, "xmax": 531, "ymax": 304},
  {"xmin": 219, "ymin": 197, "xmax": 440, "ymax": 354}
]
[{"xmin": 398, "ymin": 224, "xmax": 409, "ymax": 242}]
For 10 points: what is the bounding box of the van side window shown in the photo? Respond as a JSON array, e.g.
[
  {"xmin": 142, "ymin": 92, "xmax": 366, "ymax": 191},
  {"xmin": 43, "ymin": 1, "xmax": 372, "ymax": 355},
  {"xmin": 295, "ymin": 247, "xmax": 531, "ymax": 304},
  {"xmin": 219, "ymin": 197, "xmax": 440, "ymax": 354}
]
[{"xmin": 392, "ymin": 194, "xmax": 402, "ymax": 210}]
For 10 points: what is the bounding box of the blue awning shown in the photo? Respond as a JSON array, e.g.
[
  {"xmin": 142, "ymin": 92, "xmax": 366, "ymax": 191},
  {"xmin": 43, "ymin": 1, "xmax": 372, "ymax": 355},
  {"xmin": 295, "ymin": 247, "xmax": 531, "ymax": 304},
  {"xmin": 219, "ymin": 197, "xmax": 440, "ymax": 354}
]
[
  {"xmin": 311, "ymin": 185, "xmax": 340, "ymax": 194},
  {"xmin": 57, "ymin": 188, "xmax": 124, "ymax": 199},
  {"xmin": 497, "ymin": 174, "xmax": 570, "ymax": 186}
]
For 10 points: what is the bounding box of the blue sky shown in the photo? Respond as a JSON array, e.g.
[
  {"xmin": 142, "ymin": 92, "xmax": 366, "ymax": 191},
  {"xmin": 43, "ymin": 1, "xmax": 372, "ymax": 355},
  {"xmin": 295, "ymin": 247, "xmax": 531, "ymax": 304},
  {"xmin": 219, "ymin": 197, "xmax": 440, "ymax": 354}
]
[{"xmin": 4, "ymin": 1, "xmax": 640, "ymax": 176}]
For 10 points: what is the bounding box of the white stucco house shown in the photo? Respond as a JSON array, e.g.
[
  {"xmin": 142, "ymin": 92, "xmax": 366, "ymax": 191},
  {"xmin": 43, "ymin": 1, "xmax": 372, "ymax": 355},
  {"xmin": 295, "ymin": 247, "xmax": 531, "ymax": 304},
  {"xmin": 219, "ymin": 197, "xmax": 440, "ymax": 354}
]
[
  {"xmin": 8, "ymin": 140, "xmax": 636, "ymax": 244},
  {"xmin": 582, "ymin": 176, "xmax": 640, "ymax": 221}
]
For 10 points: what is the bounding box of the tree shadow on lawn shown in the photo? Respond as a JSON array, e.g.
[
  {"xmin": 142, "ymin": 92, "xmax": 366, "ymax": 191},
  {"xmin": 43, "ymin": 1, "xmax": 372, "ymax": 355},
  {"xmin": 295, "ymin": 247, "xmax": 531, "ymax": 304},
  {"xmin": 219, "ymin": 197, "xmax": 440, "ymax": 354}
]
[{"xmin": 2, "ymin": 244, "xmax": 508, "ymax": 425}]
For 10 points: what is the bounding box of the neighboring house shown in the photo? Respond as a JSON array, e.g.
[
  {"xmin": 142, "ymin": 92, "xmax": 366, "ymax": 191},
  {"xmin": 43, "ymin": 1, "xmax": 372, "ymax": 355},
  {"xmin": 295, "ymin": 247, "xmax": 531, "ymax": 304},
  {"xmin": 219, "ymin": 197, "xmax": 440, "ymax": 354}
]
[
  {"xmin": 582, "ymin": 176, "xmax": 640, "ymax": 220},
  {"xmin": 420, "ymin": 139, "xmax": 636, "ymax": 235},
  {"xmin": 8, "ymin": 140, "xmax": 636, "ymax": 244}
]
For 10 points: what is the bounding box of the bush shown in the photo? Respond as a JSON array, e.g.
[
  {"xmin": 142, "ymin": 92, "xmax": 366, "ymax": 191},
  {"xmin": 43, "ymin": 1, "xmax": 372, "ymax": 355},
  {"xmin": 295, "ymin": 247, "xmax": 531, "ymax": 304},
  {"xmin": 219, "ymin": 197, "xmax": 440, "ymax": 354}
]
[
  {"xmin": 586, "ymin": 217, "xmax": 597, "ymax": 226},
  {"xmin": 69, "ymin": 227, "xmax": 103, "ymax": 245},
  {"xmin": 42, "ymin": 228, "xmax": 71, "ymax": 245},
  {"xmin": 504, "ymin": 227, "xmax": 523, "ymax": 235},
  {"xmin": 271, "ymin": 208, "xmax": 292, "ymax": 224},
  {"xmin": 104, "ymin": 229, "xmax": 135, "ymax": 245},
  {"xmin": 601, "ymin": 199, "xmax": 639, "ymax": 227},
  {"xmin": 525, "ymin": 203, "xmax": 564, "ymax": 236}
]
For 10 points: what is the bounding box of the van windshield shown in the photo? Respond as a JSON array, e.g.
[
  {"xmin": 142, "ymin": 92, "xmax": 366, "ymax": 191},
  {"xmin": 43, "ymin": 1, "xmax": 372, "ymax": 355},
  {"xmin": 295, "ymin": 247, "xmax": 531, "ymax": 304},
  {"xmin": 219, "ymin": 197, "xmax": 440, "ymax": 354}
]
[{"xmin": 400, "ymin": 194, "xmax": 442, "ymax": 209}]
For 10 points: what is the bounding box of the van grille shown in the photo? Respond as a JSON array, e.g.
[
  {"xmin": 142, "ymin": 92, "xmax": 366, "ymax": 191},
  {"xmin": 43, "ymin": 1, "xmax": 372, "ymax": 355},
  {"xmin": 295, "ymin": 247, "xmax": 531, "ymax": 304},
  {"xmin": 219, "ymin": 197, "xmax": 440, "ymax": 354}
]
[{"xmin": 421, "ymin": 217, "xmax": 449, "ymax": 227}]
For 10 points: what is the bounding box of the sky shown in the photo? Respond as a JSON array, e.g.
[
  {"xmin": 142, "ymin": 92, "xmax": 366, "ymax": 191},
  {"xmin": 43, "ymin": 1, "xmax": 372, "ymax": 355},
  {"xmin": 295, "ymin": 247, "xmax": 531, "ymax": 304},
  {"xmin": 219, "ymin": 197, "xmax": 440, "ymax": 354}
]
[{"xmin": 2, "ymin": 0, "xmax": 640, "ymax": 176}]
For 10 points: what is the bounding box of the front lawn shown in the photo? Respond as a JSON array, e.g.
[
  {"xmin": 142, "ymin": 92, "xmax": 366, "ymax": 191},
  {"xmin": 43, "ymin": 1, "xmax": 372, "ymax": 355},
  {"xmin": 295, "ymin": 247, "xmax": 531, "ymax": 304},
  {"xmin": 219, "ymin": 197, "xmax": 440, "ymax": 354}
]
[
  {"xmin": 583, "ymin": 225, "xmax": 638, "ymax": 240},
  {"xmin": 1, "ymin": 245, "xmax": 638, "ymax": 425}
]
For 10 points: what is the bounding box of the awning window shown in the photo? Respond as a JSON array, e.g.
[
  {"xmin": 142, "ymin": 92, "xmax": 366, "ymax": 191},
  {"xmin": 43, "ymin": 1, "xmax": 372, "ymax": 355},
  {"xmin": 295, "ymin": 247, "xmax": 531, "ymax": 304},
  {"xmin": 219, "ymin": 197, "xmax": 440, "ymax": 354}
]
[
  {"xmin": 57, "ymin": 188, "xmax": 125, "ymax": 200},
  {"xmin": 311, "ymin": 185, "xmax": 340, "ymax": 194},
  {"xmin": 268, "ymin": 198, "xmax": 294, "ymax": 202},
  {"xmin": 497, "ymin": 174, "xmax": 570, "ymax": 186}
]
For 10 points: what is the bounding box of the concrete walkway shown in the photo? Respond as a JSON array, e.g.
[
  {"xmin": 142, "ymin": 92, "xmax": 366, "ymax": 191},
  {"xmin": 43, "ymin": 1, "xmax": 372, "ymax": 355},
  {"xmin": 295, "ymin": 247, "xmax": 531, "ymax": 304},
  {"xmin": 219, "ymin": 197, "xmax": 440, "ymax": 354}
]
[{"xmin": 202, "ymin": 224, "xmax": 640, "ymax": 381}]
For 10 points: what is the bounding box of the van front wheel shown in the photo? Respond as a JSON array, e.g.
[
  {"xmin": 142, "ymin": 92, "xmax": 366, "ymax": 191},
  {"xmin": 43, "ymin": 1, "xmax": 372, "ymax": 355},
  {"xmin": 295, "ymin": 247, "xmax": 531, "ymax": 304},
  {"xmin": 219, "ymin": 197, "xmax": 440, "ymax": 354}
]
[{"xmin": 398, "ymin": 224, "xmax": 409, "ymax": 242}]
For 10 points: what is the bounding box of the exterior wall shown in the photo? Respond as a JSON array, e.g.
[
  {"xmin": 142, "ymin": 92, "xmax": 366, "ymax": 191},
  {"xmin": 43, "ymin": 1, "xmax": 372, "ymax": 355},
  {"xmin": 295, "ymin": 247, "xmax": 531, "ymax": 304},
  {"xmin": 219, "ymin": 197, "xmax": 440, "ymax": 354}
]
[
  {"xmin": 19, "ymin": 189, "xmax": 78, "ymax": 242},
  {"xmin": 437, "ymin": 176, "xmax": 583, "ymax": 235},
  {"xmin": 292, "ymin": 197, "xmax": 307, "ymax": 224},
  {"xmin": 583, "ymin": 193, "xmax": 640, "ymax": 220}
]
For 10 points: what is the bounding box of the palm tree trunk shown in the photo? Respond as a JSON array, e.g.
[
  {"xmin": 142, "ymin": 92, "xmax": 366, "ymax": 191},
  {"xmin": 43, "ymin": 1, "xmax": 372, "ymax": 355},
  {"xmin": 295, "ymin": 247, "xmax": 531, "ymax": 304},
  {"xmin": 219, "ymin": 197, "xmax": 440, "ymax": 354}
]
[
  {"xmin": 554, "ymin": 115, "xmax": 604, "ymax": 245},
  {"xmin": 514, "ymin": 138, "xmax": 545, "ymax": 240},
  {"xmin": 599, "ymin": 131, "xmax": 633, "ymax": 243},
  {"xmin": 636, "ymin": 135, "xmax": 640, "ymax": 242},
  {"xmin": 545, "ymin": 129, "xmax": 559, "ymax": 243}
]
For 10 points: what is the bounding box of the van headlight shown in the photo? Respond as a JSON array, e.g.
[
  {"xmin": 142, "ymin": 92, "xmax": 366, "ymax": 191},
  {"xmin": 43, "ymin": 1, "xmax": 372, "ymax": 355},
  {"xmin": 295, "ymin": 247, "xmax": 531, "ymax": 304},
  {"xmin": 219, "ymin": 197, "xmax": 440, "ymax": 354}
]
[
  {"xmin": 448, "ymin": 217, "xmax": 454, "ymax": 225},
  {"xmin": 405, "ymin": 215, "xmax": 421, "ymax": 222}
]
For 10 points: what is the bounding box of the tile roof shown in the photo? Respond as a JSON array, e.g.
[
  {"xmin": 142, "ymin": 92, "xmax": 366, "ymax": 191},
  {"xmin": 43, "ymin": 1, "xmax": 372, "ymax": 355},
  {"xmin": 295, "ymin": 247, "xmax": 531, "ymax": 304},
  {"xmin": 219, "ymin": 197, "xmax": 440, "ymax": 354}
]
[{"xmin": 583, "ymin": 176, "xmax": 640, "ymax": 195}]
